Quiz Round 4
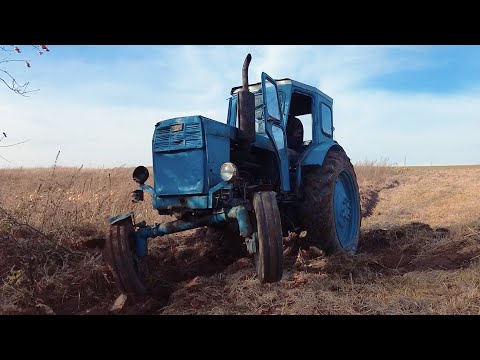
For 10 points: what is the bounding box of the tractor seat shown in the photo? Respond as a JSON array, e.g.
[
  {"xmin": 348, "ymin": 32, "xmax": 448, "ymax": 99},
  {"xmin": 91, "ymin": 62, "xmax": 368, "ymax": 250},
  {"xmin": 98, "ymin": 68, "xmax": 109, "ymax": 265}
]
[{"xmin": 288, "ymin": 148, "xmax": 301, "ymax": 166}]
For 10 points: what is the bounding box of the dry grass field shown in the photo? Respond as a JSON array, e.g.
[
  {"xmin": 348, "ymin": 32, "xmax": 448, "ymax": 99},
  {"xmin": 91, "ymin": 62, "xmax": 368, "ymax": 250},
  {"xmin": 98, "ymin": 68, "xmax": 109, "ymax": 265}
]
[{"xmin": 1, "ymin": 162, "xmax": 480, "ymax": 315}]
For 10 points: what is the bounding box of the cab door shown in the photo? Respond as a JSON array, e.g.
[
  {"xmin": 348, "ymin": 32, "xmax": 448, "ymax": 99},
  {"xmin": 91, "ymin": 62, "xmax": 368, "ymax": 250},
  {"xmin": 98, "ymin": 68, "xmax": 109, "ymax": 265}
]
[{"xmin": 261, "ymin": 72, "xmax": 290, "ymax": 192}]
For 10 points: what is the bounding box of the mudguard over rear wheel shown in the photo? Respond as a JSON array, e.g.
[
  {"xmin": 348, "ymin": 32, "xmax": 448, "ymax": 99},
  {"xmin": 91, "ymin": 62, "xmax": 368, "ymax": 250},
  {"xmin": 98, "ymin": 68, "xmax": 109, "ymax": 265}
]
[
  {"xmin": 103, "ymin": 217, "xmax": 148, "ymax": 296},
  {"xmin": 299, "ymin": 149, "xmax": 361, "ymax": 255},
  {"xmin": 253, "ymin": 191, "xmax": 284, "ymax": 283}
]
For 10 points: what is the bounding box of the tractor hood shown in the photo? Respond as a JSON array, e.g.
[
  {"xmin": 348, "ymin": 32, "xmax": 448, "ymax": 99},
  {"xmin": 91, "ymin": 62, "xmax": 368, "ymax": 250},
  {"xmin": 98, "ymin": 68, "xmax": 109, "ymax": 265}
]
[{"xmin": 152, "ymin": 116, "xmax": 234, "ymax": 197}]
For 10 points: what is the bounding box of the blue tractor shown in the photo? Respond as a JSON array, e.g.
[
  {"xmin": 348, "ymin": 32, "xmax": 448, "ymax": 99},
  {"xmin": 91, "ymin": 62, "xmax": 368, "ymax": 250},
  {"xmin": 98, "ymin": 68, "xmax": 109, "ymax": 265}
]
[{"xmin": 103, "ymin": 54, "xmax": 361, "ymax": 296}]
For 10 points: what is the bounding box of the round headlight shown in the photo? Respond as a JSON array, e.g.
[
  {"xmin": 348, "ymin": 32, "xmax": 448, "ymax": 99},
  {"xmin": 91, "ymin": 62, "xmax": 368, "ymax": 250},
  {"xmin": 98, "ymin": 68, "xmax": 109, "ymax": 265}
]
[{"xmin": 220, "ymin": 162, "xmax": 238, "ymax": 182}]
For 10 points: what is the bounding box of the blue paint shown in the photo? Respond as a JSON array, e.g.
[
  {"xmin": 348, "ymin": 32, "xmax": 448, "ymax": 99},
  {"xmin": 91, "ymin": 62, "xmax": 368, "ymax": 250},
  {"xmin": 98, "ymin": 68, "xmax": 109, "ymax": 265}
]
[
  {"xmin": 135, "ymin": 233, "xmax": 148, "ymax": 257},
  {"xmin": 138, "ymin": 184, "xmax": 155, "ymax": 196},
  {"xmin": 152, "ymin": 116, "xmax": 233, "ymax": 199},
  {"xmin": 153, "ymin": 116, "xmax": 204, "ymax": 152},
  {"xmin": 134, "ymin": 211, "xmax": 228, "ymax": 250},
  {"xmin": 147, "ymin": 76, "xmax": 350, "ymax": 218},
  {"xmin": 106, "ymin": 60, "xmax": 361, "ymax": 287},
  {"xmin": 133, "ymin": 205, "xmax": 252, "ymax": 256},
  {"xmin": 153, "ymin": 194, "xmax": 209, "ymax": 210},
  {"xmin": 133, "ymin": 73, "xmax": 356, "ymax": 254},
  {"xmin": 205, "ymin": 133, "xmax": 230, "ymax": 187},
  {"xmin": 261, "ymin": 72, "xmax": 290, "ymax": 192},
  {"xmin": 333, "ymin": 170, "xmax": 360, "ymax": 252},
  {"xmin": 229, "ymin": 78, "xmax": 338, "ymax": 194},
  {"xmin": 153, "ymin": 149, "xmax": 206, "ymax": 195},
  {"xmin": 230, "ymin": 78, "xmax": 333, "ymax": 128},
  {"xmin": 227, "ymin": 206, "xmax": 253, "ymax": 238},
  {"xmin": 296, "ymin": 142, "xmax": 343, "ymax": 191}
]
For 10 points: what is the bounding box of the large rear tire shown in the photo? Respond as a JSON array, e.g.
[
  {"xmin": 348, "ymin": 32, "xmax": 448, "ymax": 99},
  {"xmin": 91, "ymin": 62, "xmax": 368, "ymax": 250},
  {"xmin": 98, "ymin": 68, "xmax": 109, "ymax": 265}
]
[
  {"xmin": 103, "ymin": 217, "xmax": 148, "ymax": 296},
  {"xmin": 253, "ymin": 191, "xmax": 284, "ymax": 283},
  {"xmin": 299, "ymin": 149, "xmax": 361, "ymax": 255}
]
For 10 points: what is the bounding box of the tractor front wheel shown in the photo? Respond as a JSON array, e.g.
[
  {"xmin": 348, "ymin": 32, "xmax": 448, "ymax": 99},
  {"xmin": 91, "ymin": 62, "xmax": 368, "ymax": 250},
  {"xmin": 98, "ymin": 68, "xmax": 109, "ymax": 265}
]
[
  {"xmin": 252, "ymin": 191, "xmax": 284, "ymax": 283},
  {"xmin": 299, "ymin": 149, "xmax": 361, "ymax": 255},
  {"xmin": 103, "ymin": 217, "xmax": 148, "ymax": 296}
]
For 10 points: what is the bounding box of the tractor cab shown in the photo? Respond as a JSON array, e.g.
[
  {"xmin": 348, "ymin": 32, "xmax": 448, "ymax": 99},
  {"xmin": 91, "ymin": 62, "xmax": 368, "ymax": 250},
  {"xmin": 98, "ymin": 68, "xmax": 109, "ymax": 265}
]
[{"xmin": 228, "ymin": 78, "xmax": 336, "ymax": 193}]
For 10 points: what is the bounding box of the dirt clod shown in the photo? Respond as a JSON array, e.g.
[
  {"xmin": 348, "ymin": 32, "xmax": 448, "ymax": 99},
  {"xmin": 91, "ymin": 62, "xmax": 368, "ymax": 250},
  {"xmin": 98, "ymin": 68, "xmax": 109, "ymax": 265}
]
[
  {"xmin": 35, "ymin": 303, "xmax": 55, "ymax": 315},
  {"xmin": 110, "ymin": 294, "xmax": 128, "ymax": 313}
]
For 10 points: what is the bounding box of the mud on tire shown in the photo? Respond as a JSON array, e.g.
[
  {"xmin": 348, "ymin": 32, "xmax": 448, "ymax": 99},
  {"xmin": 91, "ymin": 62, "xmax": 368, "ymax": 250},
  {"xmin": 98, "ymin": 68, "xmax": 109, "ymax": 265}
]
[
  {"xmin": 104, "ymin": 218, "xmax": 148, "ymax": 296},
  {"xmin": 299, "ymin": 149, "xmax": 361, "ymax": 255},
  {"xmin": 253, "ymin": 191, "xmax": 284, "ymax": 283}
]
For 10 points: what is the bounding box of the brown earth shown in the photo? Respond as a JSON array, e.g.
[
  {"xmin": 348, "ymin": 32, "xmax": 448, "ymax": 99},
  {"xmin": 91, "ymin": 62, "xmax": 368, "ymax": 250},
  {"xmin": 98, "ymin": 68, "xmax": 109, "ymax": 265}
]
[{"xmin": 1, "ymin": 164, "xmax": 480, "ymax": 315}]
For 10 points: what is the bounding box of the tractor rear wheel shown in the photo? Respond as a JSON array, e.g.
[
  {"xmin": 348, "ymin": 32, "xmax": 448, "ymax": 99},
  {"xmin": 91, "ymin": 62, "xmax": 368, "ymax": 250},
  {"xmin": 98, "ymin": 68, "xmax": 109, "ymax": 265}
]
[
  {"xmin": 252, "ymin": 191, "xmax": 284, "ymax": 283},
  {"xmin": 299, "ymin": 149, "xmax": 361, "ymax": 255},
  {"xmin": 103, "ymin": 217, "xmax": 148, "ymax": 296}
]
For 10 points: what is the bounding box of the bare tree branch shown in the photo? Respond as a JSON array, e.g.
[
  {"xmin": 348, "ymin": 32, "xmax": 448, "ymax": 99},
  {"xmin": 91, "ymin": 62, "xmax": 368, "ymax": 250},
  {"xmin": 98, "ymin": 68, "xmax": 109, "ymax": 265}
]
[
  {"xmin": 0, "ymin": 58, "xmax": 31, "ymax": 64},
  {"xmin": 0, "ymin": 45, "xmax": 49, "ymax": 95},
  {"xmin": 0, "ymin": 45, "xmax": 49, "ymax": 161},
  {"xmin": 0, "ymin": 153, "xmax": 11, "ymax": 162},
  {"xmin": 0, "ymin": 139, "xmax": 29, "ymax": 148},
  {"xmin": 0, "ymin": 133, "xmax": 29, "ymax": 162},
  {"xmin": 0, "ymin": 69, "xmax": 38, "ymax": 96}
]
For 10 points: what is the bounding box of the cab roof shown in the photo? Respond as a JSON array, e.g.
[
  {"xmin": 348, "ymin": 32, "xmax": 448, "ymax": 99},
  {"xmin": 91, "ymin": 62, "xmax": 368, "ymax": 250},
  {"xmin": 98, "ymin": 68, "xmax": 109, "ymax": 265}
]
[{"xmin": 230, "ymin": 78, "xmax": 333, "ymax": 103}]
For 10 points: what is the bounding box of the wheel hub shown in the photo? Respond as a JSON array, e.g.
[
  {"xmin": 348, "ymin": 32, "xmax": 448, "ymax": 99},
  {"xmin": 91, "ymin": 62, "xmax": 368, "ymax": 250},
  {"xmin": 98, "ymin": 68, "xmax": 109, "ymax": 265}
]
[
  {"xmin": 334, "ymin": 170, "xmax": 359, "ymax": 251},
  {"xmin": 342, "ymin": 198, "xmax": 351, "ymax": 223},
  {"xmin": 335, "ymin": 192, "xmax": 352, "ymax": 229}
]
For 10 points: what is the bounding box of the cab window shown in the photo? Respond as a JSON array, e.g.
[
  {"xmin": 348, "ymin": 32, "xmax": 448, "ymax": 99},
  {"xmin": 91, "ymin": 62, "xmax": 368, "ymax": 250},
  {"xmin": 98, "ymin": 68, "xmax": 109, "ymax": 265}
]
[{"xmin": 321, "ymin": 103, "xmax": 333, "ymax": 137}]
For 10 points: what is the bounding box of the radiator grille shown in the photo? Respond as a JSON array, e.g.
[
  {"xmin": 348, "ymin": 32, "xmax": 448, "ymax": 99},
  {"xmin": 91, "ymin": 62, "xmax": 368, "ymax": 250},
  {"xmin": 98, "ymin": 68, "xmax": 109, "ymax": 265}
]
[{"xmin": 154, "ymin": 122, "xmax": 203, "ymax": 152}]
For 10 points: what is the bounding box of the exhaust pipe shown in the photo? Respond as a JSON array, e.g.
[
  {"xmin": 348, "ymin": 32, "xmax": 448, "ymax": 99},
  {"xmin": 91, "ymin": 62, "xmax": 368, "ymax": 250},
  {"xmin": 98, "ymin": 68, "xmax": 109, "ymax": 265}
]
[
  {"xmin": 242, "ymin": 54, "xmax": 252, "ymax": 91},
  {"xmin": 237, "ymin": 53, "xmax": 255, "ymax": 148}
]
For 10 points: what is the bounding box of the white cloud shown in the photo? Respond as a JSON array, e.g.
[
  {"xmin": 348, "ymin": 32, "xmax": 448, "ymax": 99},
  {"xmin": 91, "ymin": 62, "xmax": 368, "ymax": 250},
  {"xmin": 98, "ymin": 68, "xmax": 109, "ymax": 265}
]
[
  {"xmin": 1, "ymin": 45, "xmax": 479, "ymax": 168},
  {"xmin": 332, "ymin": 88, "xmax": 480, "ymax": 165}
]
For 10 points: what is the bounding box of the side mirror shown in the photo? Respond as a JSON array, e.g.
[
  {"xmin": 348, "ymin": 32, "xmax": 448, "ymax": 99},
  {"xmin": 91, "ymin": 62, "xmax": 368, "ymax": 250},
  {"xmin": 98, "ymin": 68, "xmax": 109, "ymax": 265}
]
[{"xmin": 133, "ymin": 166, "xmax": 149, "ymax": 185}]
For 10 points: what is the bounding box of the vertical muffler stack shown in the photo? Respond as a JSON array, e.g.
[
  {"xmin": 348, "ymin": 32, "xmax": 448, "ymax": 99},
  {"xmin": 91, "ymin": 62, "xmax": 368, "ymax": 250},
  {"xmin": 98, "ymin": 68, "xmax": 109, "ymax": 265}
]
[{"xmin": 237, "ymin": 53, "xmax": 255, "ymax": 148}]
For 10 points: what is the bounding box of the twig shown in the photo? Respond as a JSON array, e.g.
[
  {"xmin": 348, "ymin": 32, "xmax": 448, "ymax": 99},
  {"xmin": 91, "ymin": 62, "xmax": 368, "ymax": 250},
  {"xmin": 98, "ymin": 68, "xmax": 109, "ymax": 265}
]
[
  {"xmin": 467, "ymin": 226, "xmax": 480, "ymax": 240},
  {"xmin": 0, "ymin": 206, "xmax": 49, "ymax": 239},
  {"xmin": 0, "ymin": 153, "xmax": 11, "ymax": 162},
  {"xmin": 1, "ymin": 45, "xmax": 48, "ymax": 95},
  {"xmin": 395, "ymin": 253, "xmax": 404, "ymax": 269},
  {"xmin": 0, "ymin": 139, "xmax": 29, "ymax": 148},
  {"xmin": 0, "ymin": 68, "xmax": 39, "ymax": 96},
  {"xmin": 0, "ymin": 206, "xmax": 81, "ymax": 255}
]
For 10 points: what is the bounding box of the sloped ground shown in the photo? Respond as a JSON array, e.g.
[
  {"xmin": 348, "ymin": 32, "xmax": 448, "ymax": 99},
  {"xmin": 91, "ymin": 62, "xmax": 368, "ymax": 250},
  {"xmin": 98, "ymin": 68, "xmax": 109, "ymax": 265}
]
[{"xmin": 1, "ymin": 165, "xmax": 480, "ymax": 315}]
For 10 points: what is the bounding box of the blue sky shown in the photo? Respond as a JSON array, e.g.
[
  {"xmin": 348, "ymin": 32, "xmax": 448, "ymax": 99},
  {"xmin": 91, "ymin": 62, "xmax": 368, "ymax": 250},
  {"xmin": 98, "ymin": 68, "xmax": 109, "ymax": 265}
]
[{"xmin": 1, "ymin": 45, "xmax": 479, "ymax": 168}]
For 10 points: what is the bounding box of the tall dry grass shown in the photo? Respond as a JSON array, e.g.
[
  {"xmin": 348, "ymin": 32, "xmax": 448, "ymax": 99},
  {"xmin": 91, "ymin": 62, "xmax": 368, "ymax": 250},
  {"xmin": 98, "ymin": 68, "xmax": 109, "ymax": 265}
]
[
  {"xmin": 361, "ymin": 165, "xmax": 480, "ymax": 229},
  {"xmin": 0, "ymin": 159, "xmax": 401, "ymax": 314},
  {"xmin": 353, "ymin": 159, "xmax": 399, "ymax": 219},
  {"xmin": 0, "ymin": 165, "xmax": 160, "ymax": 239},
  {"xmin": 354, "ymin": 158, "xmax": 398, "ymax": 189},
  {"xmin": 0, "ymin": 163, "xmax": 164, "ymax": 313},
  {"xmin": 2, "ymin": 161, "xmax": 480, "ymax": 314}
]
